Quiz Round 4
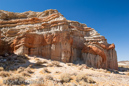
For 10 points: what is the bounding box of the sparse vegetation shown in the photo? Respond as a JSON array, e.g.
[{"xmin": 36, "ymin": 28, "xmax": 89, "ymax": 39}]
[
  {"xmin": 0, "ymin": 71, "xmax": 11, "ymax": 77},
  {"xmin": 76, "ymin": 74, "xmax": 96, "ymax": 84},
  {"xmin": 26, "ymin": 68, "xmax": 34, "ymax": 74},
  {"xmin": 3, "ymin": 75, "xmax": 26, "ymax": 85},
  {"xmin": 17, "ymin": 67, "xmax": 25, "ymax": 73},
  {"xmin": 66, "ymin": 63, "xmax": 73, "ymax": 66},
  {"xmin": 45, "ymin": 75, "xmax": 53, "ymax": 80},
  {"xmin": 47, "ymin": 61, "xmax": 61, "ymax": 67},
  {"xmin": 78, "ymin": 64, "xmax": 88, "ymax": 70},
  {"xmin": 21, "ymin": 71, "xmax": 31, "ymax": 77},
  {"xmin": 43, "ymin": 68, "xmax": 51, "ymax": 73},
  {"xmin": 35, "ymin": 60, "xmax": 44, "ymax": 66},
  {"xmin": 55, "ymin": 71, "xmax": 61, "ymax": 74},
  {"xmin": 60, "ymin": 73, "xmax": 72, "ymax": 83}
]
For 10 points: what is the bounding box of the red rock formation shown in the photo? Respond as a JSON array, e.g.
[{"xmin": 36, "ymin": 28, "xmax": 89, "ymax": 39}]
[
  {"xmin": 0, "ymin": 9, "xmax": 118, "ymax": 70},
  {"xmin": 82, "ymin": 45, "xmax": 107, "ymax": 62}
]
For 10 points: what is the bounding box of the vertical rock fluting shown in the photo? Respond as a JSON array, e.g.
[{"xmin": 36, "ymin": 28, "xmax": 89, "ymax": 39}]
[{"xmin": 0, "ymin": 9, "xmax": 118, "ymax": 69}]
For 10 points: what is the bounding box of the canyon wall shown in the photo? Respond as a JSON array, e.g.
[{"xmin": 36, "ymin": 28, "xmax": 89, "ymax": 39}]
[{"xmin": 0, "ymin": 9, "xmax": 118, "ymax": 69}]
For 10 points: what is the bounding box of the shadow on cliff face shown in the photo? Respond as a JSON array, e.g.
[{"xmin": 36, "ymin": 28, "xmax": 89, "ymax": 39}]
[{"xmin": 0, "ymin": 53, "xmax": 64, "ymax": 71}]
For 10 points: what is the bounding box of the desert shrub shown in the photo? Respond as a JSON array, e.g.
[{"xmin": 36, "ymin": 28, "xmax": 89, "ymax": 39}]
[
  {"xmin": 47, "ymin": 61, "xmax": 61, "ymax": 67},
  {"xmin": 26, "ymin": 68, "xmax": 34, "ymax": 74},
  {"xmin": 43, "ymin": 68, "xmax": 51, "ymax": 73},
  {"xmin": 47, "ymin": 63, "xmax": 53, "ymax": 67},
  {"xmin": 21, "ymin": 71, "xmax": 31, "ymax": 77},
  {"xmin": 41, "ymin": 60, "xmax": 48, "ymax": 64},
  {"xmin": 66, "ymin": 63, "xmax": 73, "ymax": 66},
  {"xmin": 45, "ymin": 75, "xmax": 53, "ymax": 80},
  {"xmin": 66, "ymin": 63, "xmax": 77, "ymax": 67},
  {"xmin": 3, "ymin": 75, "xmax": 26, "ymax": 85},
  {"xmin": 35, "ymin": 60, "xmax": 45, "ymax": 66},
  {"xmin": 17, "ymin": 67, "xmax": 25, "ymax": 73},
  {"xmin": 55, "ymin": 71, "xmax": 61, "ymax": 74},
  {"xmin": 0, "ymin": 71, "xmax": 11, "ymax": 77},
  {"xmin": 76, "ymin": 74, "xmax": 96, "ymax": 84},
  {"xmin": 78, "ymin": 64, "xmax": 88, "ymax": 70},
  {"xmin": 60, "ymin": 73, "xmax": 72, "ymax": 83}
]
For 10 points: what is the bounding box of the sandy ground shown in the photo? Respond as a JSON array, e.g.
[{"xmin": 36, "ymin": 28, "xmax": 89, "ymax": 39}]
[
  {"xmin": 28, "ymin": 56, "xmax": 129, "ymax": 86},
  {"xmin": 0, "ymin": 56, "xmax": 129, "ymax": 86}
]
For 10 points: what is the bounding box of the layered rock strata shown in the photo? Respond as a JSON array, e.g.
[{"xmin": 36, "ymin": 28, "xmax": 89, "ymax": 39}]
[{"xmin": 0, "ymin": 9, "xmax": 118, "ymax": 69}]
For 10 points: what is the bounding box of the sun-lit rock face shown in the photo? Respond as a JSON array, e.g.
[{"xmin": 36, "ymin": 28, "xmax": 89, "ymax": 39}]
[{"xmin": 0, "ymin": 9, "xmax": 118, "ymax": 69}]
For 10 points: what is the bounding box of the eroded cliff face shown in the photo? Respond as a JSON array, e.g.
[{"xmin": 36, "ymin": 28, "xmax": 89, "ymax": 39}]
[{"xmin": 0, "ymin": 9, "xmax": 118, "ymax": 69}]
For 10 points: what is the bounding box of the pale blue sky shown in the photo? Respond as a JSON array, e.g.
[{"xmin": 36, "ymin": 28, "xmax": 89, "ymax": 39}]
[{"xmin": 0, "ymin": 0, "xmax": 129, "ymax": 61}]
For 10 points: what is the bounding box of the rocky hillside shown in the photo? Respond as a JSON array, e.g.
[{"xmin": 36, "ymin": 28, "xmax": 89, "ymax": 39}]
[{"xmin": 0, "ymin": 9, "xmax": 118, "ymax": 69}]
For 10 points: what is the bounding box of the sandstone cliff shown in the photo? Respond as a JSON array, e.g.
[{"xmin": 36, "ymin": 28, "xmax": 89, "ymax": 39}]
[{"xmin": 0, "ymin": 9, "xmax": 118, "ymax": 69}]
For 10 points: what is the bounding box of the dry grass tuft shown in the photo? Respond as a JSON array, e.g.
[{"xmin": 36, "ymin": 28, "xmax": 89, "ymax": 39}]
[
  {"xmin": 17, "ymin": 67, "xmax": 25, "ymax": 73},
  {"xmin": 66, "ymin": 63, "xmax": 77, "ymax": 67},
  {"xmin": 43, "ymin": 68, "xmax": 51, "ymax": 73},
  {"xmin": 35, "ymin": 60, "xmax": 44, "ymax": 66},
  {"xmin": 60, "ymin": 73, "xmax": 72, "ymax": 83},
  {"xmin": 0, "ymin": 71, "xmax": 11, "ymax": 78},
  {"xmin": 21, "ymin": 71, "xmax": 31, "ymax": 77},
  {"xmin": 45, "ymin": 75, "xmax": 53, "ymax": 80},
  {"xmin": 3, "ymin": 75, "xmax": 26, "ymax": 85},
  {"xmin": 47, "ymin": 61, "xmax": 61, "ymax": 67},
  {"xmin": 55, "ymin": 71, "xmax": 61, "ymax": 74},
  {"xmin": 78, "ymin": 64, "xmax": 88, "ymax": 70},
  {"xmin": 76, "ymin": 74, "xmax": 96, "ymax": 84},
  {"xmin": 26, "ymin": 68, "xmax": 34, "ymax": 74}
]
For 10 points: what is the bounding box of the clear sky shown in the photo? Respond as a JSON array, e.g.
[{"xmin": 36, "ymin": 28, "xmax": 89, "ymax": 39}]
[{"xmin": 0, "ymin": 0, "xmax": 129, "ymax": 61}]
